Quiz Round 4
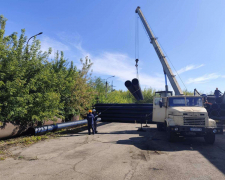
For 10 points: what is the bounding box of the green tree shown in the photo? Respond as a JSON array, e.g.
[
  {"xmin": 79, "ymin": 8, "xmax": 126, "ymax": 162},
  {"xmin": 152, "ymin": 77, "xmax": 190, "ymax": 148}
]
[
  {"xmin": 183, "ymin": 89, "xmax": 194, "ymax": 96},
  {"xmin": 0, "ymin": 15, "xmax": 62, "ymax": 125},
  {"xmin": 65, "ymin": 56, "xmax": 96, "ymax": 120}
]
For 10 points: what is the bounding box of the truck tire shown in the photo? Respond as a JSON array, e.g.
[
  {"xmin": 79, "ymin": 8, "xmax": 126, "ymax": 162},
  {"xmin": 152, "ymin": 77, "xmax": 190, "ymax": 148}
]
[
  {"xmin": 157, "ymin": 123, "xmax": 164, "ymax": 131},
  {"xmin": 204, "ymin": 133, "xmax": 215, "ymax": 144}
]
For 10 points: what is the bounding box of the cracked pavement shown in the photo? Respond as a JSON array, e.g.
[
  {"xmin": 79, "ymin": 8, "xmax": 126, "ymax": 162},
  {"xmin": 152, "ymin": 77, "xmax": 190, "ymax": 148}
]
[{"xmin": 0, "ymin": 122, "xmax": 225, "ymax": 180}]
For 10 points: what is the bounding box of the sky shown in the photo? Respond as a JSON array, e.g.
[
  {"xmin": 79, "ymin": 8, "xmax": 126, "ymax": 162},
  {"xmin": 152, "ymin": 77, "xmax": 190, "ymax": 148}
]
[{"xmin": 1, "ymin": 0, "xmax": 225, "ymax": 94}]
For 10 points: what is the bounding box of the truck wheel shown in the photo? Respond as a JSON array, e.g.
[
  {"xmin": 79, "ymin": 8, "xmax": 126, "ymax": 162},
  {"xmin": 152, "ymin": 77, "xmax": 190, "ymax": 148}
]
[
  {"xmin": 157, "ymin": 123, "xmax": 163, "ymax": 131},
  {"xmin": 204, "ymin": 133, "xmax": 215, "ymax": 144}
]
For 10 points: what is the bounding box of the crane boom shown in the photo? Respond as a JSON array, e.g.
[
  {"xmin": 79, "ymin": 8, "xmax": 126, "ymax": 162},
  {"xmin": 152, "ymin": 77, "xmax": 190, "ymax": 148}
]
[{"xmin": 135, "ymin": 6, "xmax": 183, "ymax": 95}]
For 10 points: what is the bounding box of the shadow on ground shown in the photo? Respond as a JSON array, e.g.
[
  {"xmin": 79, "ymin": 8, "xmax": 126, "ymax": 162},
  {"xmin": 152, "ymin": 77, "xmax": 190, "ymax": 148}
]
[{"xmin": 97, "ymin": 126, "xmax": 225, "ymax": 176}]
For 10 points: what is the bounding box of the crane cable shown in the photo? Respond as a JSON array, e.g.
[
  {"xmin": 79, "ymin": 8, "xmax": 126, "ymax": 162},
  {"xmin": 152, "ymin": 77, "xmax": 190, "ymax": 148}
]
[
  {"xmin": 135, "ymin": 14, "xmax": 140, "ymax": 79},
  {"xmin": 139, "ymin": 12, "xmax": 188, "ymax": 94}
]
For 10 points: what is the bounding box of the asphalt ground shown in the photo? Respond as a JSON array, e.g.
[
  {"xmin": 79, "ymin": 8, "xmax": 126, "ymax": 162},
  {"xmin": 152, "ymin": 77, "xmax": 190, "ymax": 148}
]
[{"xmin": 0, "ymin": 122, "xmax": 225, "ymax": 180}]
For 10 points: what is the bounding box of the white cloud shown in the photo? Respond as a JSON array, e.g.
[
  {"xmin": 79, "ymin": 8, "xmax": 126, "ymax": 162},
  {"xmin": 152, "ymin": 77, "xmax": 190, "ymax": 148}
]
[
  {"xmin": 186, "ymin": 73, "xmax": 220, "ymax": 84},
  {"xmin": 176, "ymin": 64, "xmax": 204, "ymax": 75},
  {"xmin": 56, "ymin": 32, "xmax": 92, "ymax": 61},
  {"xmin": 74, "ymin": 43, "xmax": 91, "ymax": 58},
  {"xmin": 40, "ymin": 36, "xmax": 70, "ymax": 58},
  {"xmin": 39, "ymin": 34, "xmax": 165, "ymax": 89},
  {"xmin": 90, "ymin": 52, "xmax": 165, "ymax": 89}
]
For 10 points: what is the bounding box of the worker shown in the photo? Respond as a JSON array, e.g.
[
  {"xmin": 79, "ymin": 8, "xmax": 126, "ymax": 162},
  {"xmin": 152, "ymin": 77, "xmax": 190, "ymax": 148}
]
[
  {"xmin": 86, "ymin": 110, "xmax": 95, "ymax": 135},
  {"xmin": 201, "ymin": 94, "xmax": 207, "ymax": 102},
  {"xmin": 204, "ymin": 100, "xmax": 212, "ymax": 109},
  {"xmin": 92, "ymin": 109, "xmax": 101, "ymax": 133},
  {"xmin": 204, "ymin": 100, "xmax": 212, "ymax": 105},
  {"xmin": 214, "ymin": 88, "xmax": 222, "ymax": 101}
]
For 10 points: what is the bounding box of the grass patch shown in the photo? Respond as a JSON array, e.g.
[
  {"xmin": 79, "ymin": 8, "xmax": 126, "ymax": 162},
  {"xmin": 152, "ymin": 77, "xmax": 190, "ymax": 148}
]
[
  {"xmin": 0, "ymin": 157, "xmax": 6, "ymax": 161},
  {"xmin": 0, "ymin": 134, "xmax": 56, "ymax": 160},
  {"xmin": 18, "ymin": 156, "xmax": 24, "ymax": 159},
  {"xmin": 0, "ymin": 150, "xmax": 5, "ymax": 154}
]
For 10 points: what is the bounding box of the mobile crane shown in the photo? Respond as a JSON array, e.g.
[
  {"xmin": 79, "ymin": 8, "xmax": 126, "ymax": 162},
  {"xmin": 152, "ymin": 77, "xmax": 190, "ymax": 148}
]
[{"xmin": 136, "ymin": 6, "xmax": 222, "ymax": 143}]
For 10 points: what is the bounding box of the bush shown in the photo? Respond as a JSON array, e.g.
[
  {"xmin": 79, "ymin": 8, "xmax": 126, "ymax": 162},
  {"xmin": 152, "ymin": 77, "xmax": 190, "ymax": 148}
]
[{"xmin": 0, "ymin": 15, "xmax": 96, "ymax": 125}]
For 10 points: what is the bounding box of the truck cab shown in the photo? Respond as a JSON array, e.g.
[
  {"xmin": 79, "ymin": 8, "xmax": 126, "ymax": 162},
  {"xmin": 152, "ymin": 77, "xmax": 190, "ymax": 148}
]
[{"xmin": 153, "ymin": 91, "xmax": 222, "ymax": 144}]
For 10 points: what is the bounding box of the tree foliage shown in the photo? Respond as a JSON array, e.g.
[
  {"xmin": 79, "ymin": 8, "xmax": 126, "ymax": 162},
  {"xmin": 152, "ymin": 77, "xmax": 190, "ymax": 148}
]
[
  {"xmin": 1, "ymin": 15, "xmax": 196, "ymax": 126},
  {"xmin": 92, "ymin": 77, "xmax": 156, "ymax": 104},
  {"xmin": 0, "ymin": 15, "xmax": 96, "ymax": 125}
]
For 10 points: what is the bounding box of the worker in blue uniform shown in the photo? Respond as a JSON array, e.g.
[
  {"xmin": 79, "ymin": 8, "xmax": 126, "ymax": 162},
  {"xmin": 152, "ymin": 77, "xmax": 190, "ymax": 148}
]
[
  {"xmin": 87, "ymin": 110, "xmax": 95, "ymax": 135},
  {"xmin": 92, "ymin": 109, "xmax": 101, "ymax": 133},
  {"xmin": 214, "ymin": 88, "xmax": 222, "ymax": 100}
]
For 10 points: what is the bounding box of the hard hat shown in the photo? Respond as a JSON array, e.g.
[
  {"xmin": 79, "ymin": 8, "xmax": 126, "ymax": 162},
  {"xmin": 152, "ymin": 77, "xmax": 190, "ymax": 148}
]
[
  {"xmin": 92, "ymin": 109, "xmax": 96, "ymax": 112},
  {"xmin": 88, "ymin": 110, "xmax": 92, "ymax": 113}
]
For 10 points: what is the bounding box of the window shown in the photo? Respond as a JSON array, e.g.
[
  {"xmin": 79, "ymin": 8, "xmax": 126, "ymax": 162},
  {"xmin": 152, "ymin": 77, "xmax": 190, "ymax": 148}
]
[
  {"xmin": 169, "ymin": 97, "xmax": 185, "ymax": 107},
  {"xmin": 154, "ymin": 98, "xmax": 162, "ymax": 105},
  {"xmin": 186, "ymin": 97, "xmax": 203, "ymax": 107},
  {"xmin": 168, "ymin": 97, "xmax": 203, "ymax": 107}
]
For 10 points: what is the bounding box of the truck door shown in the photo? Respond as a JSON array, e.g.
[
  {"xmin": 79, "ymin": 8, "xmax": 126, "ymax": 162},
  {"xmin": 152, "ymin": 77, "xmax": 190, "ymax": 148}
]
[{"xmin": 152, "ymin": 97, "xmax": 167, "ymax": 123}]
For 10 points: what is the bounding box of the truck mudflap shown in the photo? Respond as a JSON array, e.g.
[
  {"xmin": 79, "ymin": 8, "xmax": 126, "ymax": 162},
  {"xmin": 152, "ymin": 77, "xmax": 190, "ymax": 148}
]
[{"xmin": 168, "ymin": 126, "xmax": 223, "ymax": 135}]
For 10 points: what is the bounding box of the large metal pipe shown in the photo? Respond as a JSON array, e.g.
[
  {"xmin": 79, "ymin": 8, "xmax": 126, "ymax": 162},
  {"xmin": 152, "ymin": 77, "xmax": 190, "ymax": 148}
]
[
  {"xmin": 216, "ymin": 97, "xmax": 223, "ymax": 104},
  {"xmin": 211, "ymin": 110, "xmax": 219, "ymax": 117},
  {"xmin": 0, "ymin": 123, "xmax": 28, "ymax": 139},
  {"xmin": 132, "ymin": 78, "xmax": 144, "ymax": 100},
  {"xmin": 95, "ymin": 109, "xmax": 152, "ymax": 114},
  {"xmin": 99, "ymin": 114, "xmax": 152, "ymax": 118},
  {"xmin": 95, "ymin": 103, "xmax": 153, "ymax": 107},
  {"xmin": 95, "ymin": 106, "xmax": 153, "ymax": 110},
  {"xmin": 220, "ymin": 110, "xmax": 225, "ymax": 116},
  {"xmin": 205, "ymin": 104, "xmax": 211, "ymax": 110},
  {"xmin": 95, "ymin": 103, "xmax": 153, "ymax": 123},
  {"xmin": 212, "ymin": 103, "xmax": 219, "ymax": 110},
  {"xmin": 35, "ymin": 119, "xmax": 101, "ymax": 135},
  {"xmin": 222, "ymin": 93, "xmax": 225, "ymax": 103},
  {"xmin": 125, "ymin": 80, "xmax": 140, "ymax": 100},
  {"xmin": 95, "ymin": 104, "xmax": 153, "ymax": 107},
  {"xmin": 220, "ymin": 104, "xmax": 225, "ymax": 110}
]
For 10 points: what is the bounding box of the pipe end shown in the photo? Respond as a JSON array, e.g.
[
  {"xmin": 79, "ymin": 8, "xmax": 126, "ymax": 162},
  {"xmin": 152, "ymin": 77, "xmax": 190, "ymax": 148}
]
[{"xmin": 125, "ymin": 80, "xmax": 132, "ymax": 87}]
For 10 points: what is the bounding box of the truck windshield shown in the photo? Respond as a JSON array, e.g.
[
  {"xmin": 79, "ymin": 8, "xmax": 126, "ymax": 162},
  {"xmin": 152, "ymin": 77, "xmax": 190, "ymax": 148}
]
[{"xmin": 169, "ymin": 97, "xmax": 203, "ymax": 107}]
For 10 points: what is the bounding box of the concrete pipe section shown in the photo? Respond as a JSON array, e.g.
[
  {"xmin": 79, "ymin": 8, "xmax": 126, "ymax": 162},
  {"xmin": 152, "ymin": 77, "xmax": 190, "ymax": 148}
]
[{"xmin": 0, "ymin": 123, "xmax": 28, "ymax": 139}]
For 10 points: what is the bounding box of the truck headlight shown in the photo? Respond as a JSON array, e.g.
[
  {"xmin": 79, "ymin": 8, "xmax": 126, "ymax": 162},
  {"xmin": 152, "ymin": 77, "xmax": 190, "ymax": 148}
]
[
  {"xmin": 175, "ymin": 127, "xmax": 179, "ymax": 131},
  {"xmin": 213, "ymin": 129, "xmax": 217, "ymax": 134}
]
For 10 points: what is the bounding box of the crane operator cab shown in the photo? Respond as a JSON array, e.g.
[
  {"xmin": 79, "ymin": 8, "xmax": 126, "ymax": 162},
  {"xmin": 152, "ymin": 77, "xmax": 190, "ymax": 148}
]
[{"xmin": 152, "ymin": 92, "xmax": 222, "ymax": 144}]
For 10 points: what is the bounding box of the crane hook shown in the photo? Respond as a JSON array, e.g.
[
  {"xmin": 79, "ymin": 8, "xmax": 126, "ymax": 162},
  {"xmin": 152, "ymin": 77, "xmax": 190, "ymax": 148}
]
[{"xmin": 135, "ymin": 59, "xmax": 139, "ymax": 79}]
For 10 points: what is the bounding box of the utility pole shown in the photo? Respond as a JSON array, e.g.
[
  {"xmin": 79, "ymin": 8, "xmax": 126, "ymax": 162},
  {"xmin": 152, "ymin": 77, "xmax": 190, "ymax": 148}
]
[
  {"xmin": 111, "ymin": 80, "xmax": 116, "ymax": 92},
  {"xmin": 26, "ymin": 32, "xmax": 43, "ymax": 54},
  {"xmin": 105, "ymin": 81, "xmax": 108, "ymax": 98},
  {"xmin": 105, "ymin": 76, "xmax": 115, "ymax": 98},
  {"xmin": 111, "ymin": 80, "xmax": 113, "ymax": 92}
]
